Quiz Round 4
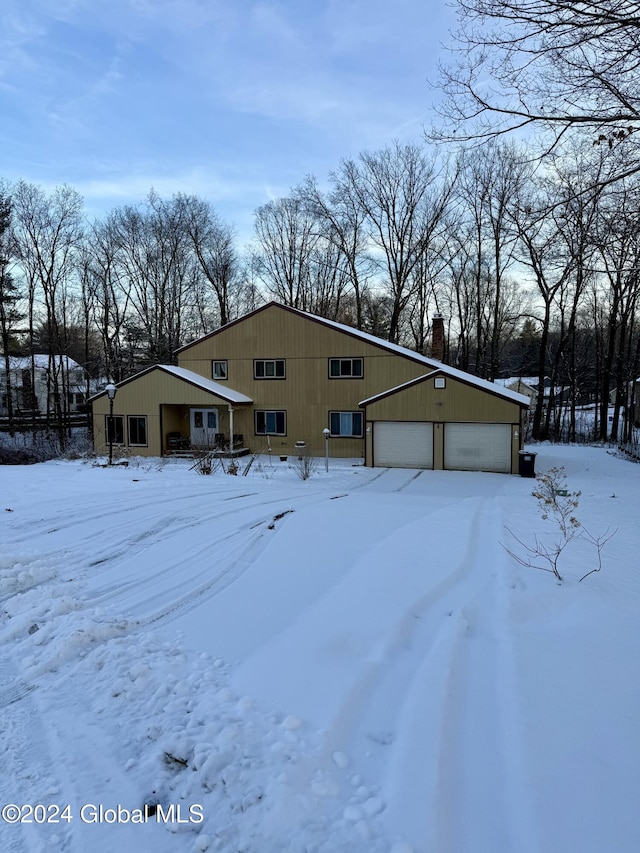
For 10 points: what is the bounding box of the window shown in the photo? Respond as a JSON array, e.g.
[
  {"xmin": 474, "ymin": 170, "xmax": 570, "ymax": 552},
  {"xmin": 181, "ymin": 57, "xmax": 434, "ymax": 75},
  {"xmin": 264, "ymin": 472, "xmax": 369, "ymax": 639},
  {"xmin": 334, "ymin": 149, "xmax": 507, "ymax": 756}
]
[
  {"xmin": 254, "ymin": 359, "xmax": 286, "ymax": 379},
  {"xmin": 329, "ymin": 411, "xmax": 364, "ymax": 437},
  {"xmin": 193, "ymin": 410, "xmax": 218, "ymax": 430},
  {"xmin": 255, "ymin": 410, "xmax": 286, "ymax": 435},
  {"xmin": 329, "ymin": 358, "xmax": 363, "ymax": 378},
  {"xmin": 212, "ymin": 360, "xmax": 228, "ymax": 380},
  {"xmin": 105, "ymin": 415, "xmax": 124, "ymax": 444},
  {"xmin": 434, "ymin": 377, "xmax": 446, "ymax": 389},
  {"xmin": 128, "ymin": 416, "xmax": 148, "ymax": 446}
]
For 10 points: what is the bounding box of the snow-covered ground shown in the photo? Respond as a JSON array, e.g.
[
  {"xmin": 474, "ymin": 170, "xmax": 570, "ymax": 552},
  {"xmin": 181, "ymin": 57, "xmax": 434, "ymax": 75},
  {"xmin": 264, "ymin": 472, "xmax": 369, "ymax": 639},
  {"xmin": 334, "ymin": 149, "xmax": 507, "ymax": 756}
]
[{"xmin": 1, "ymin": 445, "xmax": 638, "ymax": 853}]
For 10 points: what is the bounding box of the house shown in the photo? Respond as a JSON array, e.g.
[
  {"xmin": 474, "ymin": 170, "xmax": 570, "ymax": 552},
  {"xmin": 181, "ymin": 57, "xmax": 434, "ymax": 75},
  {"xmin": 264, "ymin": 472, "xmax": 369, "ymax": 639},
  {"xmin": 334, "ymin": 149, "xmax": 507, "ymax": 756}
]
[
  {"xmin": 90, "ymin": 302, "xmax": 529, "ymax": 473},
  {"xmin": 0, "ymin": 354, "xmax": 88, "ymax": 416}
]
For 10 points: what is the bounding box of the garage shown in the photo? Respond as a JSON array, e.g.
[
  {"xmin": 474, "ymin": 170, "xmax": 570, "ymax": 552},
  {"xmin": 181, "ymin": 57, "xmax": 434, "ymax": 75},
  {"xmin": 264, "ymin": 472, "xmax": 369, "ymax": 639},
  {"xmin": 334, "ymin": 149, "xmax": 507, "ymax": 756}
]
[
  {"xmin": 373, "ymin": 421, "xmax": 433, "ymax": 468},
  {"xmin": 444, "ymin": 423, "xmax": 512, "ymax": 473},
  {"xmin": 361, "ymin": 369, "xmax": 528, "ymax": 474}
]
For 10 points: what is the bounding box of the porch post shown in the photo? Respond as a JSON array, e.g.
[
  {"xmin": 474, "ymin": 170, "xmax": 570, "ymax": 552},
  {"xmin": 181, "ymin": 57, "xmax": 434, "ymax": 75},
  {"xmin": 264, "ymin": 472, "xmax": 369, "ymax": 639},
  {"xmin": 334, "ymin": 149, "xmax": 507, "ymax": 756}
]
[{"xmin": 228, "ymin": 405, "xmax": 234, "ymax": 451}]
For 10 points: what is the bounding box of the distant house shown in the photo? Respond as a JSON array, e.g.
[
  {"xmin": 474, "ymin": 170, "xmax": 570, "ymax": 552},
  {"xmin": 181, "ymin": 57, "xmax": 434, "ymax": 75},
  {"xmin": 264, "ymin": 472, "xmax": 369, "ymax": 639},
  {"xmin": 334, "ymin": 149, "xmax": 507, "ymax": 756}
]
[
  {"xmin": 611, "ymin": 378, "xmax": 640, "ymax": 425},
  {"xmin": 0, "ymin": 355, "xmax": 88, "ymax": 416},
  {"xmin": 91, "ymin": 302, "xmax": 529, "ymax": 473},
  {"xmin": 494, "ymin": 377, "xmax": 539, "ymax": 407}
]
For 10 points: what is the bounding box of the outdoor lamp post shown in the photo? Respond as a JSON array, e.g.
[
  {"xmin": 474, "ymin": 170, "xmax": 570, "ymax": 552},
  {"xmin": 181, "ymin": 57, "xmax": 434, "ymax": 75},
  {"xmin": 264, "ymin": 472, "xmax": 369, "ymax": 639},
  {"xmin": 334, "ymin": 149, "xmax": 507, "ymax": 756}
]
[
  {"xmin": 322, "ymin": 427, "xmax": 330, "ymax": 473},
  {"xmin": 105, "ymin": 382, "xmax": 117, "ymax": 466}
]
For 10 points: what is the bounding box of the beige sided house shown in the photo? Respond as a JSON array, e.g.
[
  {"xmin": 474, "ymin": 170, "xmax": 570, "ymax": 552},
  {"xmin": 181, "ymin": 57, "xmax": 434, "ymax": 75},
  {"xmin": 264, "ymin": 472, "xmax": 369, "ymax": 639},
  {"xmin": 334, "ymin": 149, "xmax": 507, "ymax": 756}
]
[{"xmin": 91, "ymin": 302, "xmax": 529, "ymax": 473}]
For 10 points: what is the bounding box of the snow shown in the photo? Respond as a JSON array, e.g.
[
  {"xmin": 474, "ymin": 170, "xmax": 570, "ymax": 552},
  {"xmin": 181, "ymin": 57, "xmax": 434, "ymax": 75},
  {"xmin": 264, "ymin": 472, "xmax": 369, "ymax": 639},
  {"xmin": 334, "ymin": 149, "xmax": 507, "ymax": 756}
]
[{"xmin": 1, "ymin": 446, "xmax": 639, "ymax": 852}]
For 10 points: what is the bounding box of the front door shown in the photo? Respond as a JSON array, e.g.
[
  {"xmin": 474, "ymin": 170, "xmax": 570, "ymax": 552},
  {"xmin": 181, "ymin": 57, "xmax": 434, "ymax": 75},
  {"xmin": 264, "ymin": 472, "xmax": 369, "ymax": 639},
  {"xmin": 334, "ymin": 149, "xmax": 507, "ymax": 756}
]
[{"xmin": 190, "ymin": 408, "xmax": 218, "ymax": 447}]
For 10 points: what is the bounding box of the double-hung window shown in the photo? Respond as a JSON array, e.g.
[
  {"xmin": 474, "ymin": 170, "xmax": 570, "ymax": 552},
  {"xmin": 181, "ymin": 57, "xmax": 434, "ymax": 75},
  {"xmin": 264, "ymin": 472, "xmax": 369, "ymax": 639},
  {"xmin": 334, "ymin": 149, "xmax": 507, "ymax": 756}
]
[
  {"xmin": 128, "ymin": 415, "xmax": 148, "ymax": 446},
  {"xmin": 329, "ymin": 357, "xmax": 363, "ymax": 378},
  {"xmin": 329, "ymin": 411, "xmax": 363, "ymax": 438},
  {"xmin": 255, "ymin": 410, "xmax": 286, "ymax": 435},
  {"xmin": 254, "ymin": 359, "xmax": 285, "ymax": 379}
]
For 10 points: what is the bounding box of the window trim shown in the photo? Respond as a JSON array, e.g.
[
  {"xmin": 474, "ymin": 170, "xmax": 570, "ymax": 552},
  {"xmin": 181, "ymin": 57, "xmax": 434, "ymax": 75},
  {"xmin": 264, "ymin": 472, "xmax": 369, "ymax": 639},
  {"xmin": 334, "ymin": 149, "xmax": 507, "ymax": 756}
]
[
  {"xmin": 127, "ymin": 415, "xmax": 148, "ymax": 447},
  {"xmin": 254, "ymin": 359, "xmax": 286, "ymax": 379},
  {"xmin": 329, "ymin": 411, "xmax": 364, "ymax": 438},
  {"xmin": 212, "ymin": 360, "xmax": 228, "ymax": 381},
  {"xmin": 328, "ymin": 357, "xmax": 364, "ymax": 379},
  {"xmin": 434, "ymin": 376, "xmax": 446, "ymax": 389},
  {"xmin": 254, "ymin": 410, "xmax": 287, "ymax": 436},
  {"xmin": 105, "ymin": 414, "xmax": 125, "ymax": 445}
]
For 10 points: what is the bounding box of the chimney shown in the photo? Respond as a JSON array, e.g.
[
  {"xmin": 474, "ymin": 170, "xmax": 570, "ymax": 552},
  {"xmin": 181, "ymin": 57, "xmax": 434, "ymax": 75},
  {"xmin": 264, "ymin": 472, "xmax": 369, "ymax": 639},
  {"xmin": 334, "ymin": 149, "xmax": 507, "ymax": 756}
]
[{"xmin": 431, "ymin": 314, "xmax": 445, "ymax": 361}]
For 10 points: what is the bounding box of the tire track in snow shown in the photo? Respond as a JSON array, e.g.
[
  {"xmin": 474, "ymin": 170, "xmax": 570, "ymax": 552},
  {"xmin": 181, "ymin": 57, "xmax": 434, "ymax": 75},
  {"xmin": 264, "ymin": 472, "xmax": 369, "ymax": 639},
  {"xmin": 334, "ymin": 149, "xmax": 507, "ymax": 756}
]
[
  {"xmin": 0, "ymin": 661, "xmax": 74, "ymax": 853},
  {"xmin": 426, "ymin": 504, "xmax": 539, "ymax": 853},
  {"xmin": 82, "ymin": 492, "xmax": 330, "ymax": 627},
  {"xmin": 318, "ymin": 499, "xmax": 537, "ymax": 853}
]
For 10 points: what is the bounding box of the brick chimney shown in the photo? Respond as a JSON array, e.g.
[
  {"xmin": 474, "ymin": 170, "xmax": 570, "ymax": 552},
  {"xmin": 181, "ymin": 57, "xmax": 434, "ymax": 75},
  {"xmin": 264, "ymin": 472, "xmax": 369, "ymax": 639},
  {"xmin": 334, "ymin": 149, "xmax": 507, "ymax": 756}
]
[{"xmin": 431, "ymin": 314, "xmax": 445, "ymax": 361}]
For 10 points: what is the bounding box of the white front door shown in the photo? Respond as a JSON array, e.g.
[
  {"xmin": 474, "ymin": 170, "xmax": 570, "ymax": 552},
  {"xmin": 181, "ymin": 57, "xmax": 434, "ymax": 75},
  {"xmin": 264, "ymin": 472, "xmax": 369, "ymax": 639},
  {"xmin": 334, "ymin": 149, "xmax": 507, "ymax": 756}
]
[{"xmin": 190, "ymin": 408, "xmax": 219, "ymax": 447}]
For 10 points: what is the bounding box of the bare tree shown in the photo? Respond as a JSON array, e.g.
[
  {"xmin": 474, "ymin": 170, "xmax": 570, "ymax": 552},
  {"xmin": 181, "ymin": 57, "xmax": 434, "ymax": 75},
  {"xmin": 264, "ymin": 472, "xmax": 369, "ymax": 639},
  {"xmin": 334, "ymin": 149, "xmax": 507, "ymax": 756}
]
[
  {"xmin": 334, "ymin": 142, "xmax": 453, "ymax": 344},
  {"xmin": 592, "ymin": 178, "xmax": 640, "ymax": 441},
  {"xmin": 437, "ymin": 0, "xmax": 640, "ymax": 181},
  {"xmin": 0, "ymin": 183, "xmax": 23, "ymax": 435},
  {"xmin": 252, "ymin": 197, "xmax": 319, "ymax": 310},
  {"xmin": 453, "ymin": 143, "xmax": 529, "ymax": 377},
  {"xmin": 110, "ymin": 191, "xmax": 196, "ymax": 367},
  {"xmin": 12, "ymin": 181, "xmax": 84, "ymax": 445},
  {"xmin": 296, "ymin": 176, "xmax": 372, "ymax": 329},
  {"xmin": 176, "ymin": 193, "xmax": 240, "ymax": 327}
]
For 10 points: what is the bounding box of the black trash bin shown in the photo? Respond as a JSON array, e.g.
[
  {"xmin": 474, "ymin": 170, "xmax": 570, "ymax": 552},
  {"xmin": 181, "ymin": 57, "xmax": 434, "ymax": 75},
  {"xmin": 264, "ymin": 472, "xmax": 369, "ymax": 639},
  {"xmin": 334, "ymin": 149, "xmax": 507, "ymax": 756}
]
[{"xmin": 518, "ymin": 450, "xmax": 537, "ymax": 478}]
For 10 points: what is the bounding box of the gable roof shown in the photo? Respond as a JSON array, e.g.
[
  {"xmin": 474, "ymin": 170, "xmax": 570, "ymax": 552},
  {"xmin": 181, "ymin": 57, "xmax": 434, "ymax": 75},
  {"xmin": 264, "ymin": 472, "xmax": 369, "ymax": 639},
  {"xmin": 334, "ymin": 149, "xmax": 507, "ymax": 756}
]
[
  {"xmin": 175, "ymin": 302, "xmax": 438, "ymax": 368},
  {"xmin": 3, "ymin": 354, "xmax": 83, "ymax": 372},
  {"xmin": 89, "ymin": 364, "xmax": 253, "ymax": 405},
  {"xmin": 360, "ymin": 367, "xmax": 530, "ymax": 408},
  {"xmin": 177, "ymin": 301, "xmax": 529, "ymax": 407}
]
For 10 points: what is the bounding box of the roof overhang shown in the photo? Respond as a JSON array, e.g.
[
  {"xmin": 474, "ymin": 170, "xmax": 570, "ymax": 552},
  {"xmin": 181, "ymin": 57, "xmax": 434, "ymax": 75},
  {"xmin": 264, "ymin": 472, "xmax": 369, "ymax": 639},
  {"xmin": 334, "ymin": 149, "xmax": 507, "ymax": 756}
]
[
  {"xmin": 360, "ymin": 367, "xmax": 531, "ymax": 408},
  {"xmin": 88, "ymin": 364, "xmax": 253, "ymax": 405}
]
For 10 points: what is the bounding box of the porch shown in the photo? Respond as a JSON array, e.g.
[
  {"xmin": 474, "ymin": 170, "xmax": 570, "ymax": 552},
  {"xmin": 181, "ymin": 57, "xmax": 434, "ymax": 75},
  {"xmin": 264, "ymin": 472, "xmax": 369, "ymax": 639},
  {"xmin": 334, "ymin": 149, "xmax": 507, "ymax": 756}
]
[{"xmin": 161, "ymin": 403, "xmax": 251, "ymax": 458}]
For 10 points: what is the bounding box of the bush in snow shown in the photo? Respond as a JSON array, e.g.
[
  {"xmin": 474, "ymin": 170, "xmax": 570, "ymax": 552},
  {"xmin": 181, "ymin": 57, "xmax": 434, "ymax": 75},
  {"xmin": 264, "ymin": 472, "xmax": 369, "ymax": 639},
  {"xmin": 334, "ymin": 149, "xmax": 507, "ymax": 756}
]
[
  {"xmin": 502, "ymin": 466, "xmax": 616, "ymax": 582},
  {"xmin": 290, "ymin": 445, "xmax": 317, "ymax": 480}
]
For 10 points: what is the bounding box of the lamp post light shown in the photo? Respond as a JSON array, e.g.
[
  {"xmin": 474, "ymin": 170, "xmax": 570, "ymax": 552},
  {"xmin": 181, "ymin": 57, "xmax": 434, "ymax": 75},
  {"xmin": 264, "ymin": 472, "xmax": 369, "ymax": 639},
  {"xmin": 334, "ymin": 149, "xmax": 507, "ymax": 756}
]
[
  {"xmin": 105, "ymin": 382, "xmax": 117, "ymax": 466},
  {"xmin": 322, "ymin": 427, "xmax": 330, "ymax": 473}
]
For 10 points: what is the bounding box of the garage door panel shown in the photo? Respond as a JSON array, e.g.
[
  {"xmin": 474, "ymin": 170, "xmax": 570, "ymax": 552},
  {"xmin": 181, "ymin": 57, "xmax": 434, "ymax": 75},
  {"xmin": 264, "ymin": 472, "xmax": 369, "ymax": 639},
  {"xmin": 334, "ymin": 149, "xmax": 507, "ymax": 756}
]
[
  {"xmin": 444, "ymin": 423, "xmax": 512, "ymax": 473},
  {"xmin": 374, "ymin": 422, "xmax": 433, "ymax": 469}
]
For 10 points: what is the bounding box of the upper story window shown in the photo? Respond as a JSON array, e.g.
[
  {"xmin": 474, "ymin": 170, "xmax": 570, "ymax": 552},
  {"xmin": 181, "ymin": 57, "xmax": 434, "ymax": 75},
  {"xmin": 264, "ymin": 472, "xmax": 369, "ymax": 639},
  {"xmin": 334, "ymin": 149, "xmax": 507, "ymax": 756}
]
[
  {"xmin": 329, "ymin": 357, "xmax": 363, "ymax": 378},
  {"xmin": 254, "ymin": 359, "xmax": 285, "ymax": 379},
  {"xmin": 434, "ymin": 377, "xmax": 446, "ymax": 389},
  {"xmin": 212, "ymin": 360, "xmax": 228, "ymax": 380}
]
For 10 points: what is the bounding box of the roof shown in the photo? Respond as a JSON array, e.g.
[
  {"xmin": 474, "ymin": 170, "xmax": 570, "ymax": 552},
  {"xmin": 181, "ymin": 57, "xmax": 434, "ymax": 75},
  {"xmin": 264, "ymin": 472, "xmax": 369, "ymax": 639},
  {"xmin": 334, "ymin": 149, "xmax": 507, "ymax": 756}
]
[
  {"xmin": 360, "ymin": 367, "xmax": 531, "ymax": 408},
  {"xmin": 89, "ymin": 364, "xmax": 253, "ymax": 405},
  {"xmin": 3, "ymin": 354, "xmax": 83, "ymax": 371},
  {"xmin": 178, "ymin": 302, "xmax": 530, "ymax": 407},
  {"xmin": 494, "ymin": 377, "xmax": 539, "ymax": 390},
  {"xmin": 175, "ymin": 302, "xmax": 443, "ymax": 366}
]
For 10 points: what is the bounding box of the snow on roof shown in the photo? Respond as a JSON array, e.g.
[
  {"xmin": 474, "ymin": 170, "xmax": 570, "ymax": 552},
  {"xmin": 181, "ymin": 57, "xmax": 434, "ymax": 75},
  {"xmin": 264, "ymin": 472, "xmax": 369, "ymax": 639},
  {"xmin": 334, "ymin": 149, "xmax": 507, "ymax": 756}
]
[
  {"xmin": 494, "ymin": 377, "xmax": 539, "ymax": 389},
  {"xmin": 4, "ymin": 354, "xmax": 82, "ymax": 371},
  {"xmin": 159, "ymin": 365, "xmax": 253, "ymax": 403},
  {"xmin": 90, "ymin": 364, "xmax": 253, "ymax": 404},
  {"xmin": 257, "ymin": 304, "xmax": 530, "ymax": 406},
  {"xmin": 360, "ymin": 367, "xmax": 531, "ymax": 408}
]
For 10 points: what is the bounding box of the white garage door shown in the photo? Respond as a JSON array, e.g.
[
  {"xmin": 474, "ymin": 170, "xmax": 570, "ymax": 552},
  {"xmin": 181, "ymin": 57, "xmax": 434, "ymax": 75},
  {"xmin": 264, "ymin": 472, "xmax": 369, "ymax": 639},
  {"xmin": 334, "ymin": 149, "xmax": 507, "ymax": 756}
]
[
  {"xmin": 373, "ymin": 421, "xmax": 433, "ymax": 469},
  {"xmin": 444, "ymin": 423, "xmax": 512, "ymax": 473}
]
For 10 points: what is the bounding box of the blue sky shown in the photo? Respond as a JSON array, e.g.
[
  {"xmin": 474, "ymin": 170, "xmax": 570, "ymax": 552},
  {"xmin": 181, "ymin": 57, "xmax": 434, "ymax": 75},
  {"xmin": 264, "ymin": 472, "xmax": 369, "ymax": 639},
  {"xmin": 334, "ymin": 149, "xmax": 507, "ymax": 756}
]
[{"xmin": 1, "ymin": 0, "xmax": 453, "ymax": 241}]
